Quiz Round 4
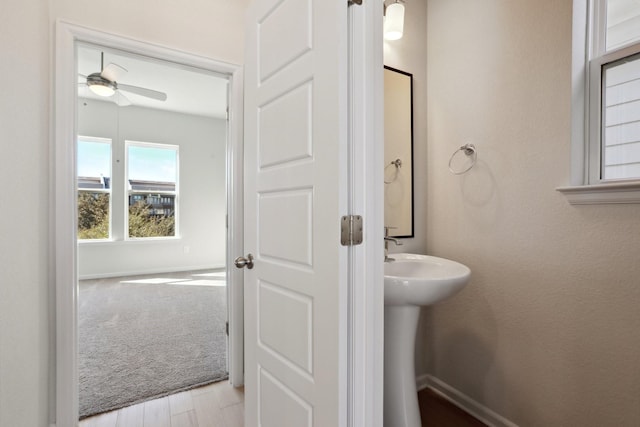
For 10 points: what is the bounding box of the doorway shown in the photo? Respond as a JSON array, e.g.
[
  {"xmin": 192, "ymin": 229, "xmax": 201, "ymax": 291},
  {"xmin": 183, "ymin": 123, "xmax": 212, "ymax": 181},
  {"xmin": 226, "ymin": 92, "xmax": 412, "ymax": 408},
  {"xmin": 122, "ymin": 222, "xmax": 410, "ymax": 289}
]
[
  {"xmin": 54, "ymin": 23, "xmax": 244, "ymax": 426},
  {"xmin": 76, "ymin": 42, "xmax": 231, "ymax": 419}
]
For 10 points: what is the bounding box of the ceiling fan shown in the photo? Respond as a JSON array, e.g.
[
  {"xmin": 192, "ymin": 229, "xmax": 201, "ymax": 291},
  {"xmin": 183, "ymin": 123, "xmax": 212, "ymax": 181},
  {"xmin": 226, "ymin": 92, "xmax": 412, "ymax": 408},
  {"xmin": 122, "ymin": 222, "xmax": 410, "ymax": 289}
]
[{"xmin": 79, "ymin": 52, "xmax": 168, "ymax": 106}]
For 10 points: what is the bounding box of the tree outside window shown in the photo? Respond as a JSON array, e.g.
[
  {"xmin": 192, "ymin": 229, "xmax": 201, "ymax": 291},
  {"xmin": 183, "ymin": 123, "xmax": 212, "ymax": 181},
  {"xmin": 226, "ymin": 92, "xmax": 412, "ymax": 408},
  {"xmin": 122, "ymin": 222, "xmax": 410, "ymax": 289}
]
[
  {"xmin": 126, "ymin": 142, "xmax": 179, "ymax": 238},
  {"xmin": 77, "ymin": 137, "xmax": 111, "ymax": 240}
]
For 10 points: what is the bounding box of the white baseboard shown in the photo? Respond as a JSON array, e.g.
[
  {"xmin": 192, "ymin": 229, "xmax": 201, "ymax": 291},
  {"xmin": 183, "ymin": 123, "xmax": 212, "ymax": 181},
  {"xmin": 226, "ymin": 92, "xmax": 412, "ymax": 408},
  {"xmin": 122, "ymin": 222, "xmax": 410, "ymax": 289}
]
[
  {"xmin": 78, "ymin": 264, "xmax": 225, "ymax": 280},
  {"xmin": 416, "ymin": 374, "xmax": 519, "ymax": 427}
]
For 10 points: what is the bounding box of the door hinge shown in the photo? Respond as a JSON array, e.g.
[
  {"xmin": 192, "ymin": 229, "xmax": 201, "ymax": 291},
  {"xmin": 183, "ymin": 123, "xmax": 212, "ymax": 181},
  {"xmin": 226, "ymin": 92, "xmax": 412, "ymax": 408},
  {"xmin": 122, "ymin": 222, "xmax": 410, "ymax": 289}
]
[
  {"xmin": 341, "ymin": 215, "xmax": 363, "ymax": 246},
  {"xmin": 226, "ymin": 321, "xmax": 229, "ymax": 336},
  {"xmin": 348, "ymin": 0, "xmax": 363, "ymax": 5}
]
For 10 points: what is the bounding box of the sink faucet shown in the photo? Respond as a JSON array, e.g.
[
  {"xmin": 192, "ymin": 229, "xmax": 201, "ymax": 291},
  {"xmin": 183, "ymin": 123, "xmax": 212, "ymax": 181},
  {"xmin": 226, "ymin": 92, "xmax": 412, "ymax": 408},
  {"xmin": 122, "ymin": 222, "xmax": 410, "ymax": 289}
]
[{"xmin": 384, "ymin": 226, "xmax": 403, "ymax": 262}]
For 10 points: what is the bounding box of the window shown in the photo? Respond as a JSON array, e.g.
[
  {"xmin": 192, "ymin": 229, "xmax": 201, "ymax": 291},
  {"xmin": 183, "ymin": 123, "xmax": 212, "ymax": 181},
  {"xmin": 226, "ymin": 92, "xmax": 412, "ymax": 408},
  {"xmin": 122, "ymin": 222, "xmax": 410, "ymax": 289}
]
[
  {"xmin": 562, "ymin": 0, "xmax": 640, "ymax": 203},
  {"xmin": 591, "ymin": 0, "xmax": 640, "ymax": 182},
  {"xmin": 601, "ymin": 52, "xmax": 640, "ymax": 180},
  {"xmin": 77, "ymin": 137, "xmax": 112, "ymax": 239},
  {"xmin": 126, "ymin": 142, "xmax": 178, "ymax": 238}
]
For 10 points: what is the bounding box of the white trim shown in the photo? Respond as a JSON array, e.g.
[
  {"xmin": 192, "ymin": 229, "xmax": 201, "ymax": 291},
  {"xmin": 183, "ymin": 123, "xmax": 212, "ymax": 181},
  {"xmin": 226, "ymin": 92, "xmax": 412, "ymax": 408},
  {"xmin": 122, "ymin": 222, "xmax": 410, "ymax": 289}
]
[
  {"xmin": 588, "ymin": 0, "xmax": 605, "ymax": 184},
  {"xmin": 348, "ymin": 2, "xmax": 384, "ymax": 427},
  {"xmin": 78, "ymin": 264, "xmax": 225, "ymax": 281},
  {"xmin": 226, "ymin": 66, "xmax": 244, "ymax": 387},
  {"xmin": 557, "ymin": 181, "xmax": 640, "ymax": 204},
  {"xmin": 78, "ymin": 236, "xmax": 180, "ymax": 245},
  {"xmin": 571, "ymin": 0, "xmax": 590, "ymax": 185},
  {"xmin": 54, "ymin": 21, "xmax": 80, "ymax": 427},
  {"xmin": 53, "ymin": 21, "xmax": 243, "ymax": 425},
  {"xmin": 417, "ymin": 374, "xmax": 519, "ymax": 427},
  {"xmin": 591, "ymin": 0, "xmax": 608, "ymax": 57}
]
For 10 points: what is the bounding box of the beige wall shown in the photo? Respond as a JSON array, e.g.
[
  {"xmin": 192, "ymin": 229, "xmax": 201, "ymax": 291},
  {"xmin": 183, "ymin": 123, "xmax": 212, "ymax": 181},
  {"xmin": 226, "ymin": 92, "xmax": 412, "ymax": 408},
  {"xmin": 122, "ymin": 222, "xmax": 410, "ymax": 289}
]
[
  {"xmin": 0, "ymin": 1, "xmax": 248, "ymax": 426},
  {"xmin": 52, "ymin": 0, "xmax": 248, "ymax": 66},
  {"xmin": 421, "ymin": 0, "xmax": 640, "ymax": 425},
  {"xmin": 384, "ymin": 0, "xmax": 428, "ymax": 254}
]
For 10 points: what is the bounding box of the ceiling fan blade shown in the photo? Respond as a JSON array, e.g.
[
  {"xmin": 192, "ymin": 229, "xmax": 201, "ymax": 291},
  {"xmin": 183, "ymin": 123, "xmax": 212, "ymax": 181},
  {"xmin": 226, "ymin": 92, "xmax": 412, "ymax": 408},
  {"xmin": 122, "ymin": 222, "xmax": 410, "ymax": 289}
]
[
  {"xmin": 101, "ymin": 63, "xmax": 127, "ymax": 82},
  {"xmin": 118, "ymin": 83, "xmax": 167, "ymax": 101},
  {"xmin": 112, "ymin": 91, "xmax": 132, "ymax": 107}
]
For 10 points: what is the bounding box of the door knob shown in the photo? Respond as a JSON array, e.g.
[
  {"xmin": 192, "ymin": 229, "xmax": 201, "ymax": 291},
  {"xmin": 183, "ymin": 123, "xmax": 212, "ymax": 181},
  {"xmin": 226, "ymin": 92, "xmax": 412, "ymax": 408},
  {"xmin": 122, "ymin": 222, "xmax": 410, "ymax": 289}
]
[{"xmin": 234, "ymin": 254, "xmax": 254, "ymax": 269}]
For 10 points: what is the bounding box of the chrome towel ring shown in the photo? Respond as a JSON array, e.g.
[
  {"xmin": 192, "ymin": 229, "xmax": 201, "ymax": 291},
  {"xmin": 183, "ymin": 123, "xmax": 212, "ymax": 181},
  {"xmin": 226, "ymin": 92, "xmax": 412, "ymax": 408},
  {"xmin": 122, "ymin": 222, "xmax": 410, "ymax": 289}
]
[
  {"xmin": 384, "ymin": 158, "xmax": 403, "ymax": 184},
  {"xmin": 448, "ymin": 144, "xmax": 477, "ymax": 175}
]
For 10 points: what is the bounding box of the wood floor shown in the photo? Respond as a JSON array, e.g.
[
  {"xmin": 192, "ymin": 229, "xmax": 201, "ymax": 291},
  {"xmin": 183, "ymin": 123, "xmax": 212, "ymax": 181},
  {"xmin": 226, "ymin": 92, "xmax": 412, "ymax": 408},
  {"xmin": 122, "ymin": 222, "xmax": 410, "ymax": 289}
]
[
  {"xmin": 419, "ymin": 387, "xmax": 487, "ymax": 427},
  {"xmin": 81, "ymin": 383, "xmax": 484, "ymax": 427},
  {"xmin": 79, "ymin": 381, "xmax": 243, "ymax": 427}
]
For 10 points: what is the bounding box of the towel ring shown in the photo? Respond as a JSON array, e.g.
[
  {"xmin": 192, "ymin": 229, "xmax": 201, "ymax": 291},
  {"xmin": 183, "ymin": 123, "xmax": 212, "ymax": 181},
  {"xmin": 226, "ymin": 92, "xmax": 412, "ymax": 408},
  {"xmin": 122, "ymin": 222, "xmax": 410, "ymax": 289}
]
[
  {"xmin": 384, "ymin": 158, "xmax": 402, "ymax": 184},
  {"xmin": 448, "ymin": 144, "xmax": 477, "ymax": 175}
]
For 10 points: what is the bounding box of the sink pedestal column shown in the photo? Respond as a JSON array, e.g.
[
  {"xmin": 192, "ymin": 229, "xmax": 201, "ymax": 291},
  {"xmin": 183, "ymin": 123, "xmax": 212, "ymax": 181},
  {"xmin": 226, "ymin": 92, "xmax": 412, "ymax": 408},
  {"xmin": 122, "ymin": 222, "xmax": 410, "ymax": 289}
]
[{"xmin": 384, "ymin": 305, "xmax": 421, "ymax": 427}]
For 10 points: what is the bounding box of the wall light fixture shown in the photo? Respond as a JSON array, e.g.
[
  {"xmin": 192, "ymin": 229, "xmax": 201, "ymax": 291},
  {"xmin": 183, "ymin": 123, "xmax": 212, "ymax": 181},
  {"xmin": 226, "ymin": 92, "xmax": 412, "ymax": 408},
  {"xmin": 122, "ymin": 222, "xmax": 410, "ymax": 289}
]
[{"xmin": 384, "ymin": 0, "xmax": 405, "ymax": 41}]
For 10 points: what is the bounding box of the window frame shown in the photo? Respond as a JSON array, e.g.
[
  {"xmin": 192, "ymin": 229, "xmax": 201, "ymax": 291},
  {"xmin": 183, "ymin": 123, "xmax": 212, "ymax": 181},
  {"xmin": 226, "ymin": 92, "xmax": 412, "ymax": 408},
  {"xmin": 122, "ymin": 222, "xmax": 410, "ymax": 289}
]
[
  {"xmin": 124, "ymin": 140, "xmax": 180, "ymax": 240},
  {"xmin": 77, "ymin": 135, "xmax": 113, "ymax": 241},
  {"xmin": 559, "ymin": 0, "xmax": 640, "ymax": 204}
]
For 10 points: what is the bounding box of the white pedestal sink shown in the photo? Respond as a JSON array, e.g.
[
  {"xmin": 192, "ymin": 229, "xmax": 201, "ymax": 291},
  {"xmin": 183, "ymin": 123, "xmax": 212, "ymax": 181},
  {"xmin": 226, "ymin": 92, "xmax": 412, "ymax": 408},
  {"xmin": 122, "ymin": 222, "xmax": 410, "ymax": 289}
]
[{"xmin": 384, "ymin": 253, "xmax": 471, "ymax": 427}]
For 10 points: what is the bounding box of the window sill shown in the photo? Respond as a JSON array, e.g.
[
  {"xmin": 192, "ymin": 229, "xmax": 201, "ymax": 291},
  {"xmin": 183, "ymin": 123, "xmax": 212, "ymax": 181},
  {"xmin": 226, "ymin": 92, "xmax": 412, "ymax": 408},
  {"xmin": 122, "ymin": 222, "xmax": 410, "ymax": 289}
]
[
  {"xmin": 78, "ymin": 236, "xmax": 181, "ymax": 245},
  {"xmin": 556, "ymin": 182, "xmax": 640, "ymax": 205},
  {"xmin": 78, "ymin": 238, "xmax": 114, "ymax": 244}
]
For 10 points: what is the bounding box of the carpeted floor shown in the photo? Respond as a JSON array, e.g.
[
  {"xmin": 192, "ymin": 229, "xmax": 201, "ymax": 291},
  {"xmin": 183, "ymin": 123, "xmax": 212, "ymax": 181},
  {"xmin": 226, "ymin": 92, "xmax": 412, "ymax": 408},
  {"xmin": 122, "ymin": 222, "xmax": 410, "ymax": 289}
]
[{"xmin": 78, "ymin": 270, "xmax": 228, "ymax": 418}]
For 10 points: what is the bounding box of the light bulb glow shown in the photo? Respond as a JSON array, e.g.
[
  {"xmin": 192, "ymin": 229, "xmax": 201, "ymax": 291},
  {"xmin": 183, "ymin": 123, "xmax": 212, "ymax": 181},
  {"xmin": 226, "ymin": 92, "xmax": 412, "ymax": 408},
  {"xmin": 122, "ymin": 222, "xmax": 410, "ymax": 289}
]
[
  {"xmin": 88, "ymin": 81, "xmax": 115, "ymax": 97},
  {"xmin": 384, "ymin": 2, "xmax": 405, "ymax": 41}
]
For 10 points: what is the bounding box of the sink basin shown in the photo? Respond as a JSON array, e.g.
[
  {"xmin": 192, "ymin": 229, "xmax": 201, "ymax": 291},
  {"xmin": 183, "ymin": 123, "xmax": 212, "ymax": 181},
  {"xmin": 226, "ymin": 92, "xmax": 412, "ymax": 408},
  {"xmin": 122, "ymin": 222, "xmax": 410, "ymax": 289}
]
[
  {"xmin": 383, "ymin": 253, "xmax": 471, "ymax": 427},
  {"xmin": 384, "ymin": 253, "xmax": 471, "ymax": 306}
]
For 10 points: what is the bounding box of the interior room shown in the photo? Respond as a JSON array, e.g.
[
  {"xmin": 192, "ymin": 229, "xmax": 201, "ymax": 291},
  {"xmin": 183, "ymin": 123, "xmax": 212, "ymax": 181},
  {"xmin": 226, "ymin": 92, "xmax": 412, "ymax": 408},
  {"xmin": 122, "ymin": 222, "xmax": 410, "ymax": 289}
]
[
  {"xmin": 75, "ymin": 44, "xmax": 232, "ymax": 422},
  {"xmin": 76, "ymin": 44, "xmax": 228, "ymax": 278},
  {"xmin": 2, "ymin": 0, "xmax": 640, "ymax": 427}
]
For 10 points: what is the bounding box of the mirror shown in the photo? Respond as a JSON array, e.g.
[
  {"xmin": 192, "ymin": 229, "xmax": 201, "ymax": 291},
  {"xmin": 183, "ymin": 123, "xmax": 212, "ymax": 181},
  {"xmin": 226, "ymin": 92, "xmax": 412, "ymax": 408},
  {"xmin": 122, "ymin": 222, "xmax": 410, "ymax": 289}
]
[{"xmin": 384, "ymin": 66, "xmax": 414, "ymax": 238}]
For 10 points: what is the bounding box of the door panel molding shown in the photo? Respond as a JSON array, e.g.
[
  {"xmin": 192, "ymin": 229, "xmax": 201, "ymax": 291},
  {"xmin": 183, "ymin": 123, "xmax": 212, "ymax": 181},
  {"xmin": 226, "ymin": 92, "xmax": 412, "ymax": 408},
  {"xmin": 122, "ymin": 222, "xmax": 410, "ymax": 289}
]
[{"xmin": 244, "ymin": 0, "xmax": 350, "ymax": 425}]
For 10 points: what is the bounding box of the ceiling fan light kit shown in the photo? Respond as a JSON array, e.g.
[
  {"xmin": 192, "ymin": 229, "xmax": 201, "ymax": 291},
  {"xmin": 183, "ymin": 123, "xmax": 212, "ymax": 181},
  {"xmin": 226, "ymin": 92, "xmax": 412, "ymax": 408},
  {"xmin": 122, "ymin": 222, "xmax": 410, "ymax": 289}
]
[{"xmin": 87, "ymin": 73, "xmax": 117, "ymax": 97}]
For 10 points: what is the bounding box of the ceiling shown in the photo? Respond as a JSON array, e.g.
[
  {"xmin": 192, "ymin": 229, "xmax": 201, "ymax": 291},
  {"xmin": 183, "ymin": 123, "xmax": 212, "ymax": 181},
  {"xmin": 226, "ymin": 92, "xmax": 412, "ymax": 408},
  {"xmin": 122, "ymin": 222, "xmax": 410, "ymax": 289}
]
[{"xmin": 77, "ymin": 44, "xmax": 228, "ymax": 119}]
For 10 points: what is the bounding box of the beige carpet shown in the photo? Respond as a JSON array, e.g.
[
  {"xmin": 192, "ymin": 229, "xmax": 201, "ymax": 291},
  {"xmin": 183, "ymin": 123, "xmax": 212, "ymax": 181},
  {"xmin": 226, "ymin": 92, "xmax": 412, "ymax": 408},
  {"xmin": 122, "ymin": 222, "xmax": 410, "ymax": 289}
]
[{"xmin": 78, "ymin": 270, "xmax": 228, "ymax": 418}]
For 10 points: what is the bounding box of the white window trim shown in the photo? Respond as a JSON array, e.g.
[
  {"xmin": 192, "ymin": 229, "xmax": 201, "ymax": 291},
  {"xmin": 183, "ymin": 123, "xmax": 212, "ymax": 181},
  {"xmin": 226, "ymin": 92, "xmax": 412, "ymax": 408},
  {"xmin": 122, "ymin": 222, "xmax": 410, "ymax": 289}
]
[
  {"xmin": 125, "ymin": 140, "xmax": 180, "ymax": 239},
  {"xmin": 558, "ymin": 0, "xmax": 640, "ymax": 204}
]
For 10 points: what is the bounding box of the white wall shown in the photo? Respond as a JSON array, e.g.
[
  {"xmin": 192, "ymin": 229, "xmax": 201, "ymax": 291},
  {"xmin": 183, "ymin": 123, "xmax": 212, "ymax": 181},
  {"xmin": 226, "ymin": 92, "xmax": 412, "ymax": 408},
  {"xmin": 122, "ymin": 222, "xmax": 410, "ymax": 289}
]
[
  {"xmin": 383, "ymin": 0, "xmax": 428, "ymax": 254},
  {"xmin": 77, "ymin": 99, "xmax": 227, "ymax": 278},
  {"xmin": 422, "ymin": 0, "xmax": 640, "ymax": 425},
  {"xmin": 0, "ymin": 0, "xmax": 248, "ymax": 425},
  {"xmin": 0, "ymin": 1, "xmax": 50, "ymax": 427}
]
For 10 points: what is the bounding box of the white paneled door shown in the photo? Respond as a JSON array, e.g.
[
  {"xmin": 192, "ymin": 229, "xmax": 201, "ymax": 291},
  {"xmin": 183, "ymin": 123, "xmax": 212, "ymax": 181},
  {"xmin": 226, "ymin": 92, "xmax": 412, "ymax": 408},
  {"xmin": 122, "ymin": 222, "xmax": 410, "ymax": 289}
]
[{"xmin": 243, "ymin": 0, "xmax": 349, "ymax": 426}]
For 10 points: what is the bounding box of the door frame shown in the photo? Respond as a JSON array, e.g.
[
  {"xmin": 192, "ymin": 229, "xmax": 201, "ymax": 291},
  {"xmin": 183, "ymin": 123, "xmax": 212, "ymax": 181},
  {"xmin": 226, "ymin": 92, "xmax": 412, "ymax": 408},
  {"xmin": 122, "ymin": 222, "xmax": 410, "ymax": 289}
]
[
  {"xmin": 347, "ymin": 2, "xmax": 385, "ymax": 426},
  {"xmin": 52, "ymin": 21, "xmax": 244, "ymax": 426}
]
